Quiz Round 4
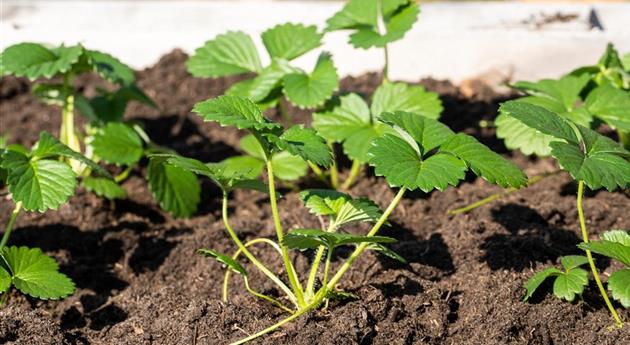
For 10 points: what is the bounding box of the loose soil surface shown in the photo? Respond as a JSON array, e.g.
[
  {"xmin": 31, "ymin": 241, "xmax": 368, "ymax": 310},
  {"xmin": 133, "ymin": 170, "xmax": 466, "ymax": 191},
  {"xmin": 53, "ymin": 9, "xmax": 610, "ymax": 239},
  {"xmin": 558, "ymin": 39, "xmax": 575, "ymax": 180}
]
[{"xmin": 1, "ymin": 50, "xmax": 629, "ymax": 345}]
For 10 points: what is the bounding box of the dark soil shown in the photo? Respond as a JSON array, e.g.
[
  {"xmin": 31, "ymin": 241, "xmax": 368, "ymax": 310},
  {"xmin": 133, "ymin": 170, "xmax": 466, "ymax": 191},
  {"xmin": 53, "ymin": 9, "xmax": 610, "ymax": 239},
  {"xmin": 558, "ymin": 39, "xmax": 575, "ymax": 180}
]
[{"xmin": 1, "ymin": 50, "xmax": 629, "ymax": 345}]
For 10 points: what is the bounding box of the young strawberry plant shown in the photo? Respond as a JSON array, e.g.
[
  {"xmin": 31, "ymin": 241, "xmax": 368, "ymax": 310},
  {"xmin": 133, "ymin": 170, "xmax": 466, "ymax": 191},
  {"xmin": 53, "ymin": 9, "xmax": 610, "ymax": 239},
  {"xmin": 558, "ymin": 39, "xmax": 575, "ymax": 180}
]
[
  {"xmin": 450, "ymin": 43, "xmax": 630, "ymax": 214},
  {"xmin": 186, "ymin": 23, "xmax": 338, "ymax": 122},
  {"xmin": 326, "ymin": 0, "xmax": 419, "ymax": 82},
  {"xmin": 165, "ymin": 95, "xmax": 525, "ymax": 344},
  {"xmin": 501, "ymin": 101, "xmax": 630, "ymax": 327},
  {"xmin": 579, "ymin": 230, "xmax": 630, "ymax": 309},
  {"xmin": 0, "ymin": 132, "xmax": 112, "ymax": 305}
]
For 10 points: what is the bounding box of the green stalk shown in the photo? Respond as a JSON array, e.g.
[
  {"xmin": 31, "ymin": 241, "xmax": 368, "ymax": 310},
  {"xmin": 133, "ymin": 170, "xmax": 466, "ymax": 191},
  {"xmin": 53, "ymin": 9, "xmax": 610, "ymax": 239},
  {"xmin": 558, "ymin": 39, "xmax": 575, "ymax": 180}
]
[
  {"xmin": 243, "ymin": 277, "xmax": 294, "ymax": 314},
  {"xmin": 322, "ymin": 247, "xmax": 333, "ymax": 289},
  {"xmin": 266, "ymin": 160, "xmax": 306, "ymax": 307},
  {"xmin": 383, "ymin": 44, "xmax": 390, "ymax": 84},
  {"xmin": 305, "ymin": 222, "xmax": 336, "ymax": 298},
  {"xmin": 341, "ymin": 160, "xmax": 362, "ymax": 190},
  {"xmin": 114, "ymin": 166, "xmax": 133, "ymax": 183},
  {"xmin": 329, "ymin": 161, "xmax": 339, "ymax": 190},
  {"xmin": 326, "ymin": 188, "xmax": 406, "ymax": 290},
  {"xmin": 577, "ymin": 181, "xmax": 624, "ymax": 328},
  {"xmin": 220, "ymin": 192, "xmax": 297, "ymax": 306},
  {"xmin": 308, "ymin": 162, "xmax": 329, "ymax": 185},
  {"xmin": 0, "ymin": 202, "xmax": 22, "ymax": 251}
]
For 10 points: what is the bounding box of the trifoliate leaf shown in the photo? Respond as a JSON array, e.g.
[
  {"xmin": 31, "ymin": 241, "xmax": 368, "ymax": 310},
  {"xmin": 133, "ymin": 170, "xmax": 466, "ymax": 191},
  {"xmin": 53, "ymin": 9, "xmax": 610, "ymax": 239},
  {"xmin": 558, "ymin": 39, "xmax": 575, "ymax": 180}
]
[
  {"xmin": 366, "ymin": 243, "xmax": 407, "ymax": 264},
  {"xmin": 579, "ymin": 240, "xmax": 630, "ymax": 267},
  {"xmin": 300, "ymin": 189, "xmax": 383, "ymax": 227},
  {"xmin": 148, "ymin": 157, "xmax": 200, "ymax": 218},
  {"xmin": 371, "ymin": 83, "xmax": 443, "ymax": 120},
  {"xmin": 378, "ymin": 111, "xmax": 454, "ymax": 153},
  {"xmin": 313, "ymin": 93, "xmax": 371, "ymax": 142},
  {"xmin": 349, "ymin": 2, "xmax": 419, "ymax": 49},
  {"xmin": 601, "ymin": 230, "xmax": 630, "ymax": 247},
  {"xmin": 226, "ymin": 60, "xmax": 291, "ymax": 104},
  {"xmin": 2, "ymin": 150, "xmax": 76, "ymax": 212},
  {"xmin": 186, "ymin": 31, "xmax": 262, "ymax": 77},
  {"xmin": 271, "ymin": 152, "xmax": 308, "ymax": 181},
  {"xmin": 0, "ymin": 266, "xmax": 10, "ymax": 294},
  {"xmin": 283, "ymin": 228, "xmax": 396, "ymax": 250},
  {"xmin": 267, "ymin": 125, "xmax": 333, "ymax": 168},
  {"xmin": 262, "ymin": 23, "xmax": 323, "ymax": 60},
  {"xmin": 439, "ymin": 133, "xmax": 528, "ymax": 188},
  {"xmin": 523, "ymin": 267, "xmax": 563, "ymax": 302},
  {"xmin": 82, "ymin": 176, "xmax": 127, "ymax": 200},
  {"xmin": 608, "ymin": 268, "xmax": 630, "ymax": 308},
  {"xmin": 550, "ymin": 126, "xmax": 630, "ymax": 191},
  {"xmin": 553, "ymin": 267, "xmax": 588, "ymax": 302},
  {"xmin": 197, "ymin": 249, "xmax": 247, "ymax": 276},
  {"xmin": 560, "ymin": 255, "xmax": 589, "ymax": 271},
  {"xmin": 585, "ymin": 84, "xmax": 630, "ymax": 132},
  {"xmin": 282, "ymin": 52, "xmax": 339, "ymax": 109},
  {"xmin": 30, "ymin": 132, "xmax": 111, "ymax": 178},
  {"xmin": 499, "ymin": 101, "xmax": 579, "ymax": 144},
  {"xmin": 84, "ymin": 49, "xmax": 135, "ymax": 86},
  {"xmin": 1, "ymin": 43, "xmax": 83, "ymax": 80},
  {"xmin": 1, "ymin": 246, "xmax": 75, "ymax": 300},
  {"xmin": 193, "ymin": 95, "xmax": 281, "ymax": 131},
  {"xmin": 91, "ymin": 122, "xmax": 144, "ymax": 166}
]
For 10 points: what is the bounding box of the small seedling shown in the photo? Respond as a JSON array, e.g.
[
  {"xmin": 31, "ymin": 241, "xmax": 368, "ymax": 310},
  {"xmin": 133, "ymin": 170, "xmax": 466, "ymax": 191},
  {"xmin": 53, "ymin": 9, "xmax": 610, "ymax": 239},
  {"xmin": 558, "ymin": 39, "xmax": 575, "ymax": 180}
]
[
  {"xmin": 523, "ymin": 255, "xmax": 589, "ymax": 302},
  {"xmin": 326, "ymin": 0, "xmax": 419, "ymax": 82},
  {"xmin": 187, "ymin": 22, "xmax": 339, "ymax": 122},
  {"xmin": 0, "ymin": 132, "xmax": 112, "ymax": 305},
  {"xmin": 579, "ymin": 230, "xmax": 630, "ymax": 308},
  {"xmin": 313, "ymin": 82, "xmax": 443, "ymax": 188},
  {"xmin": 502, "ymin": 101, "xmax": 630, "ymax": 327},
  {"xmin": 170, "ymin": 96, "xmax": 525, "ymax": 344}
]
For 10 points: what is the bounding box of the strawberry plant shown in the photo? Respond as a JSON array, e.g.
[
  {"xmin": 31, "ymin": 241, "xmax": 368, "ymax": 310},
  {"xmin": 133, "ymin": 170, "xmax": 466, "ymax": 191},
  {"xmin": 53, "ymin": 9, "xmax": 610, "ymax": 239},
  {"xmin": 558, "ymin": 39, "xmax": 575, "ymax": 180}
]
[
  {"xmin": 451, "ymin": 43, "xmax": 630, "ymax": 214},
  {"xmin": 501, "ymin": 101, "xmax": 630, "ymax": 327},
  {"xmin": 187, "ymin": 23, "xmax": 338, "ymax": 122},
  {"xmin": 163, "ymin": 95, "xmax": 525, "ymax": 344},
  {"xmin": 326, "ymin": 0, "xmax": 419, "ymax": 82},
  {"xmin": 0, "ymin": 132, "xmax": 112, "ymax": 305}
]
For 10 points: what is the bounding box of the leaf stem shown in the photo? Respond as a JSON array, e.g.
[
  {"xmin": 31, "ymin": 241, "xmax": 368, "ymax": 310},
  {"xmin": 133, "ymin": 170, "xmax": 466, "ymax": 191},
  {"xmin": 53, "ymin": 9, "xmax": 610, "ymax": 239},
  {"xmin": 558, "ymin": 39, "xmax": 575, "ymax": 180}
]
[
  {"xmin": 308, "ymin": 162, "xmax": 329, "ymax": 185},
  {"xmin": 329, "ymin": 143, "xmax": 339, "ymax": 189},
  {"xmin": 322, "ymin": 247, "xmax": 333, "ymax": 289},
  {"xmin": 244, "ymin": 277, "xmax": 294, "ymax": 314},
  {"xmin": 223, "ymin": 237, "xmax": 284, "ymax": 302},
  {"xmin": 114, "ymin": 166, "xmax": 133, "ymax": 183},
  {"xmin": 0, "ymin": 201, "xmax": 22, "ymax": 251},
  {"xmin": 230, "ymin": 304, "xmax": 313, "ymax": 345},
  {"xmin": 577, "ymin": 181, "xmax": 624, "ymax": 328},
  {"xmin": 325, "ymin": 188, "xmax": 406, "ymax": 291},
  {"xmin": 266, "ymin": 160, "xmax": 306, "ymax": 307},
  {"xmin": 341, "ymin": 160, "xmax": 362, "ymax": 190},
  {"xmin": 383, "ymin": 44, "xmax": 390, "ymax": 84},
  {"xmin": 220, "ymin": 193, "xmax": 297, "ymax": 306},
  {"xmin": 448, "ymin": 170, "xmax": 561, "ymax": 215},
  {"xmin": 305, "ymin": 222, "xmax": 336, "ymax": 298}
]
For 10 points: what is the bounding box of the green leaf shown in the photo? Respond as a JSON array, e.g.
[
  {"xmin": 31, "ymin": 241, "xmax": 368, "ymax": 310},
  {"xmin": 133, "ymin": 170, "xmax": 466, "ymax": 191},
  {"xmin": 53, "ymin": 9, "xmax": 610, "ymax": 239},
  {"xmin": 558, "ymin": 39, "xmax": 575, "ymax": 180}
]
[
  {"xmin": 369, "ymin": 134, "xmax": 466, "ymax": 192},
  {"xmin": 512, "ymin": 74, "xmax": 590, "ymax": 112},
  {"xmin": 495, "ymin": 111, "xmax": 556, "ymax": 157},
  {"xmin": 0, "ymin": 266, "xmax": 10, "ymax": 294},
  {"xmin": 300, "ymin": 189, "xmax": 383, "ymax": 227},
  {"xmin": 2, "ymin": 150, "xmax": 76, "ymax": 212},
  {"xmin": 579, "ymin": 240, "xmax": 630, "ymax": 267},
  {"xmin": 342, "ymin": 126, "xmax": 389, "ymax": 163},
  {"xmin": 601, "ymin": 230, "xmax": 630, "ymax": 247},
  {"xmin": 283, "ymin": 228, "xmax": 396, "ymax": 250},
  {"xmin": 371, "ymin": 83, "xmax": 443, "ymax": 119},
  {"xmin": 91, "ymin": 122, "xmax": 144, "ymax": 166},
  {"xmin": 234, "ymin": 135, "xmax": 307, "ymax": 181},
  {"xmin": 84, "ymin": 49, "xmax": 135, "ymax": 85},
  {"xmin": 30, "ymin": 132, "xmax": 111, "ymax": 178},
  {"xmin": 1, "ymin": 43, "xmax": 83, "ymax": 80},
  {"xmin": 147, "ymin": 157, "xmax": 200, "ymax": 218},
  {"xmin": 439, "ymin": 133, "xmax": 528, "ymax": 188},
  {"xmin": 197, "ymin": 249, "xmax": 247, "ymax": 276},
  {"xmin": 608, "ymin": 268, "xmax": 630, "ymax": 308},
  {"xmin": 550, "ymin": 126, "xmax": 630, "ymax": 191},
  {"xmin": 523, "ymin": 267, "xmax": 563, "ymax": 302},
  {"xmin": 1, "ymin": 246, "xmax": 75, "ymax": 300},
  {"xmin": 262, "ymin": 23, "xmax": 323, "ymax": 60},
  {"xmin": 560, "ymin": 255, "xmax": 589, "ymax": 271},
  {"xmin": 226, "ymin": 60, "xmax": 291, "ymax": 104},
  {"xmin": 193, "ymin": 95, "xmax": 281, "ymax": 131},
  {"xmin": 186, "ymin": 31, "xmax": 262, "ymax": 77},
  {"xmin": 326, "ymin": 290, "xmax": 359, "ymax": 301},
  {"xmin": 585, "ymin": 84, "xmax": 630, "ymax": 132},
  {"xmin": 350, "ymin": 2, "xmax": 419, "ymax": 49},
  {"xmin": 378, "ymin": 111, "xmax": 454, "ymax": 153},
  {"xmin": 268, "ymin": 125, "xmax": 333, "ymax": 168},
  {"xmin": 366, "ymin": 243, "xmax": 407, "ymax": 264},
  {"xmin": 313, "ymin": 93, "xmax": 371, "ymax": 142},
  {"xmin": 552, "ymin": 268, "xmax": 588, "ymax": 302},
  {"xmin": 623, "ymin": 52, "xmax": 630, "ymax": 72},
  {"xmin": 282, "ymin": 52, "xmax": 339, "ymax": 109},
  {"xmin": 499, "ymin": 101, "xmax": 579, "ymax": 144},
  {"xmin": 271, "ymin": 152, "xmax": 308, "ymax": 181},
  {"xmin": 326, "ymin": 0, "xmax": 379, "ymax": 30},
  {"xmin": 82, "ymin": 176, "xmax": 127, "ymax": 200},
  {"xmin": 219, "ymin": 156, "xmax": 265, "ymax": 180}
]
